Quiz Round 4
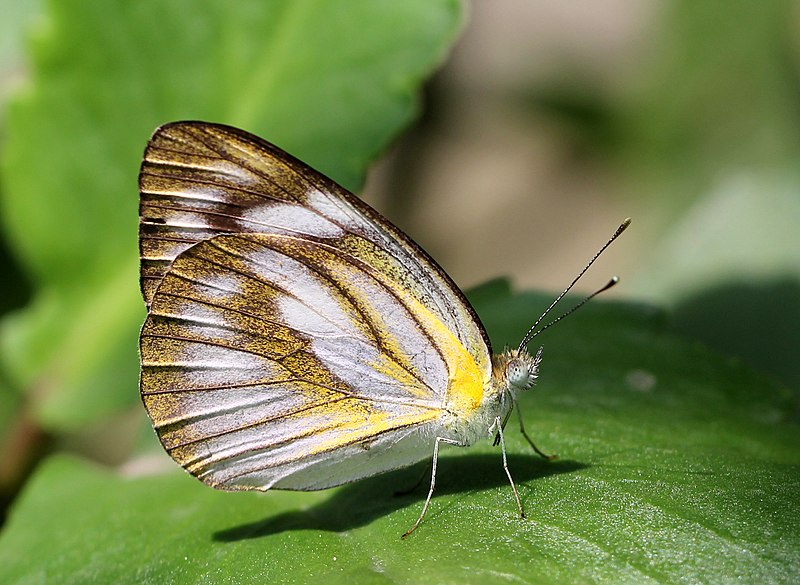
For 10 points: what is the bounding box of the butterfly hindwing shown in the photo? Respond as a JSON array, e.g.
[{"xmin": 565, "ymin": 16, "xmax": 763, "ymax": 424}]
[{"xmin": 141, "ymin": 232, "xmax": 474, "ymax": 489}]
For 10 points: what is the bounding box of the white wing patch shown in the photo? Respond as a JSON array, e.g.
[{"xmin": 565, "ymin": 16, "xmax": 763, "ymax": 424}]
[{"xmin": 240, "ymin": 202, "xmax": 345, "ymax": 238}]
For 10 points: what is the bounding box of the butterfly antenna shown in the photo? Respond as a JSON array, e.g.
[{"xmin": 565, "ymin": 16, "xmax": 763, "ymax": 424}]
[{"xmin": 517, "ymin": 218, "xmax": 631, "ymax": 353}]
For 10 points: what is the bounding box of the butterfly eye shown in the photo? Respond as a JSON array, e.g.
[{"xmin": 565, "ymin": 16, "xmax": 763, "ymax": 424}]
[{"xmin": 506, "ymin": 360, "xmax": 531, "ymax": 390}]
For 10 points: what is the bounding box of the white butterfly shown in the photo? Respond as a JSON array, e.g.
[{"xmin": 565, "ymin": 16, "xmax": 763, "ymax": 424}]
[{"xmin": 139, "ymin": 121, "xmax": 628, "ymax": 537}]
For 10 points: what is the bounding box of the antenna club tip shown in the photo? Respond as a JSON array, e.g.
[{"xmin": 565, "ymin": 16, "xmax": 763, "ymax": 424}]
[
  {"xmin": 598, "ymin": 275, "xmax": 620, "ymax": 293},
  {"xmin": 620, "ymin": 217, "xmax": 632, "ymax": 230}
]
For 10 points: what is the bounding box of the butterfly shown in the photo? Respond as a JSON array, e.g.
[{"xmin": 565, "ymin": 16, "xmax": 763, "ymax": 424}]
[{"xmin": 138, "ymin": 121, "xmax": 629, "ymax": 537}]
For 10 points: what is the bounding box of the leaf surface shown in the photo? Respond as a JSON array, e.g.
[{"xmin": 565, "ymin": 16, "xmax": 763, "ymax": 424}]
[{"xmin": 1, "ymin": 289, "xmax": 797, "ymax": 584}]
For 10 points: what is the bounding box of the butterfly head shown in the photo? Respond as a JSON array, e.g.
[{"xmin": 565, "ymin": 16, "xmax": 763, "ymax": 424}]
[{"xmin": 492, "ymin": 346, "xmax": 543, "ymax": 397}]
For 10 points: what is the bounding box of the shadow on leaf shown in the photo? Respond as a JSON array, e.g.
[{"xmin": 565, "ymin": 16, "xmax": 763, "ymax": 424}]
[
  {"xmin": 672, "ymin": 277, "xmax": 800, "ymax": 400},
  {"xmin": 213, "ymin": 453, "xmax": 586, "ymax": 541}
]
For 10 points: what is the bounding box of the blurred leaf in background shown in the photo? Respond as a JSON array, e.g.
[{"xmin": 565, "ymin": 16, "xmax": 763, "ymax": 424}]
[
  {"xmin": 0, "ymin": 0, "xmax": 42, "ymax": 488},
  {"xmin": 618, "ymin": 1, "xmax": 800, "ymax": 397},
  {"xmin": 0, "ymin": 0, "xmax": 464, "ymax": 508}
]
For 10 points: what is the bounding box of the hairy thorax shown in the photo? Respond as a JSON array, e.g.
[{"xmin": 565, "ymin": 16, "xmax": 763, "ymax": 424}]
[{"xmin": 439, "ymin": 348, "xmax": 541, "ymax": 446}]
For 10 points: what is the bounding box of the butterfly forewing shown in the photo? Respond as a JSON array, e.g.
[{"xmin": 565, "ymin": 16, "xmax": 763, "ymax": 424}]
[
  {"xmin": 139, "ymin": 123, "xmax": 489, "ymax": 361},
  {"xmin": 139, "ymin": 122, "xmax": 492, "ymax": 491}
]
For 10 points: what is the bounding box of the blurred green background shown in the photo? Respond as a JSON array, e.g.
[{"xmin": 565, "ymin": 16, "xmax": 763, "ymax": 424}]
[
  {"xmin": 364, "ymin": 0, "xmax": 800, "ymax": 394},
  {"xmin": 0, "ymin": 1, "xmax": 798, "ymax": 583}
]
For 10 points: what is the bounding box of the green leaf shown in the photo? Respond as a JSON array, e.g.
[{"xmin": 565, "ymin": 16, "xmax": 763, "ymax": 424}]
[
  {"xmin": 0, "ymin": 0, "xmax": 464, "ymax": 431},
  {"xmin": 626, "ymin": 169, "xmax": 800, "ymax": 394},
  {"xmin": 1, "ymin": 296, "xmax": 797, "ymax": 584}
]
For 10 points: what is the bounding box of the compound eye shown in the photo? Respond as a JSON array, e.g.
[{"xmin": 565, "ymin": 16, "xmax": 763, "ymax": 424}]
[{"xmin": 506, "ymin": 360, "xmax": 530, "ymax": 389}]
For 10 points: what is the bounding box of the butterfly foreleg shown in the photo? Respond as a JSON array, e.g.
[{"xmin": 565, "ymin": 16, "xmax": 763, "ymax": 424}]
[
  {"xmin": 492, "ymin": 402, "xmax": 514, "ymax": 447},
  {"xmin": 401, "ymin": 436, "xmax": 463, "ymax": 539},
  {"xmin": 494, "ymin": 415, "xmax": 526, "ymax": 519}
]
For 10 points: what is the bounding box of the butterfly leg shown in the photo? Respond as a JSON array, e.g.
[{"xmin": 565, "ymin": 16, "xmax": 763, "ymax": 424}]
[
  {"xmin": 401, "ymin": 436, "xmax": 462, "ymax": 539},
  {"xmin": 516, "ymin": 404, "xmax": 557, "ymax": 460},
  {"xmin": 492, "ymin": 407, "xmax": 513, "ymax": 447},
  {"xmin": 494, "ymin": 415, "xmax": 525, "ymax": 519}
]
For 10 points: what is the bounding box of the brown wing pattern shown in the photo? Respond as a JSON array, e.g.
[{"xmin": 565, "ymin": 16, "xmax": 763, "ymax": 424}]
[
  {"xmin": 139, "ymin": 122, "xmax": 491, "ymax": 490},
  {"xmin": 139, "ymin": 122, "xmax": 490, "ymax": 365}
]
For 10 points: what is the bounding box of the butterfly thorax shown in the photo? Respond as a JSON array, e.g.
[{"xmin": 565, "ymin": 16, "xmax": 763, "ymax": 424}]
[{"xmin": 440, "ymin": 348, "xmax": 541, "ymax": 446}]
